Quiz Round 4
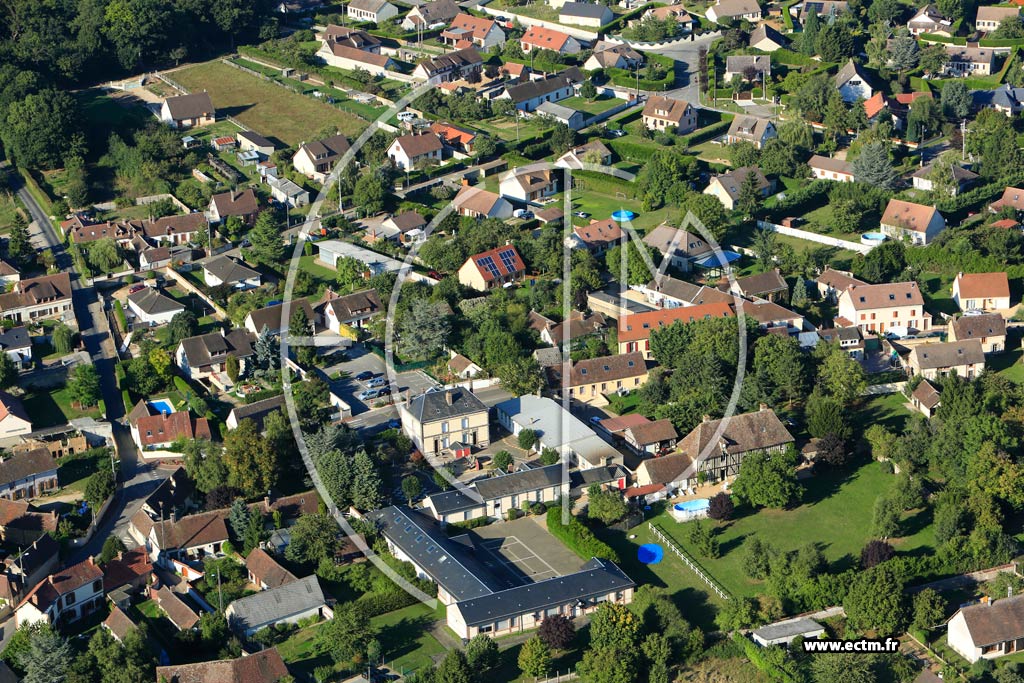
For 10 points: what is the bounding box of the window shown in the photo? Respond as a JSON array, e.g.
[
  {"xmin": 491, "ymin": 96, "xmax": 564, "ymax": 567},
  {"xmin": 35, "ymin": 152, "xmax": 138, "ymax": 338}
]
[
  {"xmin": 65, "ymin": 592, "xmax": 76, "ymax": 605},
  {"xmin": 461, "ymin": 418, "xmax": 469, "ymax": 429},
  {"xmin": 441, "ymin": 422, "xmax": 449, "ymax": 433}
]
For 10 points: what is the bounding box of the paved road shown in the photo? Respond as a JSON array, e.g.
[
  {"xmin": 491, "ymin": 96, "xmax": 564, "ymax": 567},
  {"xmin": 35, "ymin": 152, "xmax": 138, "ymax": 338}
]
[{"xmin": 643, "ymin": 32, "xmax": 723, "ymax": 107}]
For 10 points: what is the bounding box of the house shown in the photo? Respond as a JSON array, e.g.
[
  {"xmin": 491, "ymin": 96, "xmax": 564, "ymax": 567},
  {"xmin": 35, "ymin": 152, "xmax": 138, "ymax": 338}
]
[
  {"xmin": 973, "ymin": 84, "xmax": 1024, "ymax": 116},
  {"xmin": 617, "ymin": 303, "xmax": 735, "ymax": 358},
  {"xmin": 423, "ymin": 463, "xmax": 564, "ymax": 523},
  {"xmin": 635, "ymin": 276, "xmax": 733, "ymax": 309},
  {"xmin": 880, "ymin": 199, "xmax": 946, "ymax": 245},
  {"xmin": 704, "ymin": 166, "xmax": 773, "ymax": 211},
  {"xmin": 0, "ymin": 499, "xmax": 57, "ymax": 545},
  {"xmin": 952, "ymin": 272, "xmax": 1011, "ymax": 311},
  {"xmin": 136, "ymin": 213, "xmax": 207, "ymax": 246},
  {"xmin": 496, "ymin": 395, "xmax": 622, "ymax": 469},
  {"xmin": 203, "ymin": 256, "xmax": 262, "ymax": 290},
  {"xmin": 317, "ymin": 288, "xmax": 383, "ymax": 333},
  {"xmin": 911, "ymin": 162, "xmax": 979, "ymax": 195},
  {"xmin": 0, "ymin": 327, "xmax": 31, "ymax": 370},
  {"xmin": 623, "ymin": 418, "xmax": 678, "ymax": 455},
  {"xmin": 399, "ymin": 387, "xmax": 490, "ymax": 457},
  {"xmin": 151, "ymin": 586, "xmax": 200, "ymax": 630},
  {"xmin": 430, "ymin": 123, "xmax": 477, "ymax": 155},
  {"xmin": 452, "ymin": 186, "xmax": 513, "ymax": 219},
  {"xmin": 809, "ymin": 155, "xmax": 855, "ymax": 182},
  {"xmin": 911, "ymin": 378, "xmax": 941, "ymax": 417},
  {"xmin": 749, "ymin": 24, "xmax": 788, "ymax": 50},
  {"xmin": 645, "ymin": 4, "xmax": 696, "ymax": 29},
  {"xmin": 642, "ymin": 224, "xmax": 715, "ymax": 271},
  {"xmin": 159, "ymin": 93, "xmax": 215, "ymax": 129},
  {"xmin": 245, "ymin": 299, "xmax": 316, "ymax": 336},
  {"xmin": 815, "ymin": 326, "xmax": 865, "ymax": 359},
  {"xmin": 747, "ymin": 300, "xmax": 805, "ymax": 334},
  {"xmin": 501, "ymin": 72, "xmax": 577, "ymax": 112},
  {"xmin": 207, "ymin": 189, "xmax": 259, "ymax": 225},
  {"xmin": 102, "ymin": 548, "xmax": 154, "ymax": 596},
  {"xmin": 225, "ymin": 575, "xmax": 326, "ymax": 637},
  {"xmin": 158, "ymin": 649, "xmax": 289, "ymax": 683},
  {"xmin": 834, "ymin": 60, "xmax": 873, "ymax": 103},
  {"xmin": 448, "ymin": 353, "xmax": 483, "ymax": 379},
  {"xmin": 268, "ymin": 176, "xmax": 310, "ymax": 209},
  {"xmin": 679, "ymin": 406, "xmax": 795, "ymax": 482},
  {"xmin": 130, "ymin": 407, "xmax": 212, "ymax": 452},
  {"xmin": 816, "ymin": 267, "xmax": 865, "ymax": 303},
  {"xmin": 705, "ymin": 0, "xmax": 761, "ymax": 23},
  {"xmin": 103, "ymin": 606, "xmax": 139, "ymax": 643},
  {"xmin": 573, "ymin": 219, "xmax": 622, "ymax": 253},
  {"xmin": 373, "ymin": 506, "xmax": 635, "ymax": 639},
  {"xmin": 67, "ymin": 220, "xmax": 133, "ymax": 245},
  {"xmin": 293, "ymin": 134, "xmax": 351, "ymax": 184},
  {"xmin": 0, "ymin": 272, "xmax": 74, "ymax": 324},
  {"xmin": 521, "ymin": 26, "xmax": 582, "ymax": 55},
  {"xmin": 500, "ymin": 165, "xmax": 560, "ymax": 202},
  {"xmin": 402, "ymin": 0, "xmax": 460, "ymax": 30},
  {"xmin": 0, "ymin": 448, "xmax": 56, "ymax": 499},
  {"xmin": 944, "ymin": 46, "xmax": 995, "ymax": 77},
  {"xmin": 458, "ymin": 245, "xmax": 526, "ymax": 291},
  {"xmin": 634, "ymin": 453, "xmax": 695, "ymax": 488},
  {"xmin": 245, "ymin": 548, "xmax": 297, "ymax": 591},
  {"xmin": 15, "ymin": 557, "xmax": 104, "ymax": 627},
  {"xmin": 837, "ymin": 281, "xmax": 929, "ymax": 334},
  {"xmin": 175, "ymin": 329, "xmax": 256, "ymax": 387},
  {"xmin": 319, "ymin": 25, "xmax": 382, "ymax": 52},
  {"xmin": 642, "ymin": 96, "xmax": 697, "ymax": 133},
  {"xmin": 724, "ymin": 55, "xmax": 770, "ymax": 82},
  {"xmin": 752, "ymin": 618, "xmax": 826, "ymax": 647},
  {"xmin": 126, "ymin": 287, "xmax": 185, "ymax": 327},
  {"xmin": 797, "ymin": 0, "xmax": 848, "ymax": 22},
  {"xmin": 0, "ymin": 260, "xmax": 19, "ymax": 286},
  {"xmin": 556, "ymin": 140, "xmax": 613, "ymax": 170},
  {"xmin": 949, "ymin": 313, "xmax": 1006, "ymax": 353},
  {"xmin": 441, "ymin": 14, "xmax": 506, "ymax": 49},
  {"xmin": 316, "ymin": 240, "xmax": 404, "ymax": 276},
  {"xmin": 556, "ymin": 352, "xmax": 649, "ymax": 405},
  {"xmin": 0, "ymin": 535, "xmax": 59, "ymax": 609},
  {"xmin": 977, "ymin": 5, "xmax": 1020, "ymax": 31},
  {"xmin": 584, "ymin": 42, "xmax": 643, "ymax": 71},
  {"xmin": 530, "ymin": 309, "xmax": 607, "ymax": 348},
  {"xmin": 413, "ymin": 47, "xmax": 483, "ymax": 83},
  {"xmin": 225, "ymin": 395, "xmax": 286, "ymax": 432},
  {"xmin": 725, "ymin": 116, "xmax": 776, "ymax": 149},
  {"xmin": 275, "ymin": 0, "xmax": 324, "ymax": 12},
  {"xmin": 730, "ymin": 268, "xmax": 788, "ymax": 302},
  {"xmin": 948, "ymin": 595, "xmax": 1024, "ymax": 663},
  {"xmin": 145, "ymin": 509, "xmax": 230, "ymax": 567},
  {"xmin": 139, "ymin": 244, "xmax": 194, "ymax": 271},
  {"xmin": 387, "ymin": 133, "xmax": 444, "ymax": 171},
  {"xmin": 908, "ymin": 5, "xmax": 953, "ymax": 35},
  {"xmin": 990, "ymin": 186, "xmax": 1024, "ymax": 214},
  {"xmin": 535, "ymin": 101, "xmax": 586, "ymax": 131},
  {"xmin": 906, "ymin": 340, "xmax": 985, "ymax": 379},
  {"xmin": 347, "ymin": 0, "xmax": 398, "ymax": 23},
  {"xmin": 236, "ymin": 131, "xmax": 275, "ymax": 157},
  {"xmin": 559, "ymin": 2, "xmax": 614, "ymax": 26},
  {"xmin": 317, "ymin": 42, "xmax": 396, "ymax": 76},
  {"xmin": 384, "ymin": 211, "xmax": 429, "ymax": 244}
]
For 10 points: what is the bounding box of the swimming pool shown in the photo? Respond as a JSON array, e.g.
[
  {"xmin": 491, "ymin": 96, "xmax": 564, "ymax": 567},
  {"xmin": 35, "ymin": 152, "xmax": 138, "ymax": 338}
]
[
  {"xmin": 671, "ymin": 498, "xmax": 710, "ymax": 522},
  {"xmin": 148, "ymin": 399, "xmax": 174, "ymax": 415},
  {"xmin": 611, "ymin": 209, "xmax": 636, "ymax": 222},
  {"xmin": 861, "ymin": 232, "xmax": 887, "ymax": 246}
]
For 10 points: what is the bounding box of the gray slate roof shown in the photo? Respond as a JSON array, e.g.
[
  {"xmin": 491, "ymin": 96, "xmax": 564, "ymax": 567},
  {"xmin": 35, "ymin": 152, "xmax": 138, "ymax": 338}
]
[
  {"xmin": 407, "ymin": 387, "xmax": 487, "ymax": 425},
  {"xmin": 225, "ymin": 575, "xmax": 325, "ymax": 632},
  {"xmin": 128, "ymin": 287, "xmax": 185, "ymax": 316},
  {"xmin": 560, "ymin": 1, "xmax": 610, "ymax": 17},
  {"xmin": 0, "ymin": 326, "xmax": 29, "ymax": 351},
  {"xmin": 911, "ymin": 339, "xmax": 985, "ymax": 369},
  {"xmin": 752, "ymin": 617, "xmax": 824, "ymax": 642},
  {"xmin": 427, "ymin": 464, "xmax": 563, "ymax": 515},
  {"xmin": 204, "ymin": 256, "xmax": 260, "ymax": 285}
]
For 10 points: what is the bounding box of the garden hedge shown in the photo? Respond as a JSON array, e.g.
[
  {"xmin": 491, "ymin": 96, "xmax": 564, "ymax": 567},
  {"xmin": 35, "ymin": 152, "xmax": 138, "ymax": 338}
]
[{"xmin": 545, "ymin": 506, "xmax": 619, "ymax": 562}]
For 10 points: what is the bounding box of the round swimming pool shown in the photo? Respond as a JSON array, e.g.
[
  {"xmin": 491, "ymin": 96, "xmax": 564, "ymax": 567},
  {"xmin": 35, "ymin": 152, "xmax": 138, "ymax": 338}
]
[
  {"xmin": 861, "ymin": 232, "xmax": 887, "ymax": 246},
  {"xmin": 611, "ymin": 209, "xmax": 636, "ymax": 222}
]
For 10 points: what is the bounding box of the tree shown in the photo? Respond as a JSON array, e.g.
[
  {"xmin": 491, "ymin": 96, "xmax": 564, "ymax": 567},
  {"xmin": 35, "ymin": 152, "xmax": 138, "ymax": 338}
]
[
  {"xmin": 912, "ymin": 588, "xmax": 945, "ymax": 631},
  {"xmin": 590, "ymin": 603, "xmax": 641, "ymax": 650},
  {"xmin": 687, "ymin": 520, "xmax": 720, "ymax": 558},
  {"xmin": 492, "ymin": 450, "xmax": 513, "ymax": 472},
  {"xmin": 496, "ymin": 355, "xmax": 543, "ymax": 397},
  {"xmin": 736, "ymin": 169, "xmax": 763, "ymax": 217},
  {"xmin": 577, "ymin": 646, "xmax": 637, "ymax": 683},
  {"xmin": 353, "ymin": 171, "xmax": 388, "ymax": 216},
  {"xmin": 844, "ymin": 563, "xmax": 907, "ymax": 635},
  {"xmin": 2, "ymin": 90, "xmax": 82, "ymax": 170},
  {"xmin": 580, "ymin": 80, "xmax": 598, "ymax": 100},
  {"xmin": 707, "ymin": 492, "xmax": 734, "ymax": 521},
  {"xmin": 805, "ymin": 391, "xmax": 850, "ymax": 440},
  {"xmin": 540, "ymin": 448, "xmax": 560, "ymax": 465},
  {"xmin": 401, "ymin": 475, "xmax": 422, "ymax": 502},
  {"xmin": 679, "ymin": 193, "xmax": 728, "ymax": 241},
  {"xmin": 851, "ymin": 142, "xmax": 898, "ymax": 190},
  {"xmin": 18, "ymin": 625, "xmax": 72, "ymax": 683},
  {"xmin": 642, "ymin": 633, "xmax": 672, "ymax": 683},
  {"xmin": 285, "ymin": 512, "xmax": 339, "ymax": 565},
  {"xmin": 538, "ymin": 614, "xmax": 576, "ymax": 650},
  {"xmin": 859, "ymin": 239, "xmax": 906, "ymax": 283},
  {"xmin": 777, "ymin": 120, "xmax": 814, "ymax": 152},
  {"xmin": 318, "ymin": 603, "xmax": 376, "ymax": 666},
  {"xmin": 816, "ymin": 23, "xmax": 854, "ymax": 62},
  {"xmin": 728, "ymin": 141, "xmax": 760, "ymax": 168},
  {"xmin": 518, "ymin": 428, "xmax": 537, "ymax": 451},
  {"xmin": 400, "ymin": 299, "xmax": 450, "ymax": 361},
  {"xmin": 919, "ymin": 43, "xmax": 948, "ymax": 76},
  {"xmin": 465, "ymin": 634, "xmax": 499, "ymax": 671},
  {"xmin": 98, "ymin": 535, "xmax": 126, "ymax": 564},
  {"xmin": 351, "ymin": 450, "xmax": 383, "ymax": 510},
  {"xmin": 0, "ymin": 352, "xmax": 16, "ymax": 390},
  {"xmin": 518, "ymin": 637, "xmax": 552, "ymax": 679},
  {"xmin": 183, "ymin": 440, "xmax": 227, "ymax": 494},
  {"xmin": 84, "ymin": 468, "xmax": 115, "ymax": 508},
  {"xmin": 860, "ymin": 539, "xmax": 895, "ymax": 568},
  {"xmin": 942, "ymin": 80, "xmax": 972, "ymax": 120},
  {"xmin": 872, "ymin": 493, "xmax": 901, "ymax": 538},
  {"xmin": 167, "ymin": 311, "xmax": 198, "ymax": 347},
  {"xmin": 68, "ymin": 364, "xmax": 101, "ymax": 407},
  {"xmin": 222, "ymin": 419, "xmax": 278, "ymax": 496},
  {"xmin": 759, "ymin": 138, "xmax": 802, "ymax": 177},
  {"xmin": 815, "ymin": 433, "xmax": 849, "ymax": 468},
  {"xmin": 993, "ymin": 14, "xmax": 1024, "ymax": 38},
  {"xmin": 289, "ymin": 306, "xmax": 316, "ymax": 366},
  {"xmin": 6, "ymin": 213, "xmax": 31, "ymax": 266},
  {"xmin": 605, "ymin": 242, "xmax": 659, "ymax": 287},
  {"xmin": 52, "ymin": 324, "xmax": 74, "ymax": 355},
  {"xmin": 732, "ymin": 449, "xmax": 801, "ymax": 509},
  {"xmin": 249, "ymin": 211, "xmax": 283, "ymax": 264},
  {"xmin": 810, "ymin": 652, "xmax": 877, "ymax": 683},
  {"xmin": 801, "ymin": 9, "xmax": 820, "ymax": 55},
  {"xmin": 588, "ymin": 485, "xmax": 627, "ymax": 525},
  {"xmin": 436, "ymin": 650, "xmax": 472, "ymax": 683},
  {"xmin": 889, "ymin": 35, "xmax": 920, "ymax": 73},
  {"xmin": 225, "ymin": 354, "xmax": 240, "ymax": 383},
  {"xmin": 87, "ymin": 237, "xmax": 121, "ymax": 272},
  {"xmin": 816, "ymin": 344, "xmax": 867, "ymax": 405},
  {"xmin": 229, "ymin": 498, "xmax": 250, "ymax": 542}
]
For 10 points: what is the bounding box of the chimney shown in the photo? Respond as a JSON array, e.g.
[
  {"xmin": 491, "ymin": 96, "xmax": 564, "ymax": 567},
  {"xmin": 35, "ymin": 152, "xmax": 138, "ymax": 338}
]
[
  {"xmin": 445, "ymin": 390, "xmax": 454, "ymax": 406},
  {"xmin": 759, "ymin": 403, "xmax": 768, "ymax": 412},
  {"xmin": 170, "ymin": 509, "xmax": 179, "ymax": 523},
  {"xmin": 702, "ymin": 414, "xmax": 711, "ymax": 423},
  {"xmin": 117, "ymin": 551, "xmax": 124, "ymax": 562},
  {"xmin": 88, "ymin": 555, "xmax": 95, "ymax": 566}
]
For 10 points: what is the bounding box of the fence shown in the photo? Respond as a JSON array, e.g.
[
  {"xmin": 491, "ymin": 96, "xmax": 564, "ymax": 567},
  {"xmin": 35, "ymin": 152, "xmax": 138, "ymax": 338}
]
[
  {"xmin": 581, "ymin": 97, "xmax": 643, "ymax": 129},
  {"xmin": 756, "ymin": 220, "xmax": 873, "ymax": 255},
  {"xmin": 477, "ymin": 5, "xmax": 600, "ymax": 41},
  {"xmin": 537, "ymin": 671, "xmax": 579, "ymax": 682},
  {"xmin": 648, "ymin": 523, "xmax": 731, "ymax": 600}
]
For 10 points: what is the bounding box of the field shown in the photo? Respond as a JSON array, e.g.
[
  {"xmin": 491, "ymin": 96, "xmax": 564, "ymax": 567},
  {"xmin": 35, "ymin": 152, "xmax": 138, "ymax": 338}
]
[
  {"xmin": 561, "ymin": 95, "xmax": 624, "ymax": 115},
  {"xmin": 171, "ymin": 61, "xmax": 368, "ymax": 146},
  {"xmin": 0, "ymin": 190, "xmax": 24, "ymax": 233},
  {"xmin": 22, "ymin": 386, "xmax": 104, "ymax": 427}
]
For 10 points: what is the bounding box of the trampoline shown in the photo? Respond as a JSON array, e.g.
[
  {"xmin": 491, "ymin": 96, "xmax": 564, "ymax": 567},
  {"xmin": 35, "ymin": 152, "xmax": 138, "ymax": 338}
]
[
  {"xmin": 611, "ymin": 210, "xmax": 637, "ymax": 222},
  {"xmin": 638, "ymin": 543, "xmax": 664, "ymax": 565}
]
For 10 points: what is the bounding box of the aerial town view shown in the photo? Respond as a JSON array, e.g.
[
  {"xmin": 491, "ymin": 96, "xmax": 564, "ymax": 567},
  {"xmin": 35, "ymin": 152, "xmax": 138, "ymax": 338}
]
[{"xmin": 7, "ymin": 0, "xmax": 1024, "ymax": 681}]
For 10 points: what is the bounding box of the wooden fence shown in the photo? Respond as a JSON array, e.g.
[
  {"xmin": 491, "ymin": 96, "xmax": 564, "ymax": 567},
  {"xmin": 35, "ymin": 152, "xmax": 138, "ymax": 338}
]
[{"xmin": 649, "ymin": 522, "xmax": 731, "ymax": 600}]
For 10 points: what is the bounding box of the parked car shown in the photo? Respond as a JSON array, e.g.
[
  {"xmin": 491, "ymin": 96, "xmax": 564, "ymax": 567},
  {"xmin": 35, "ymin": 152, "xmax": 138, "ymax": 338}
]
[
  {"xmin": 355, "ymin": 371, "xmax": 375, "ymax": 381},
  {"xmin": 386, "ymin": 418, "xmax": 401, "ymax": 429},
  {"xmin": 367, "ymin": 377, "xmax": 388, "ymax": 388},
  {"xmin": 128, "ymin": 284, "xmax": 146, "ymax": 294},
  {"xmin": 607, "ymin": 129, "xmax": 626, "ymax": 138},
  {"xmin": 358, "ymin": 388, "xmax": 383, "ymax": 401}
]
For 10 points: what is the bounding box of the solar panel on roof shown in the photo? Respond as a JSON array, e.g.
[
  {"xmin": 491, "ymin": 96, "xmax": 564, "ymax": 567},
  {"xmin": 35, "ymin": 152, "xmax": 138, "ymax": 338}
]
[
  {"xmin": 498, "ymin": 248, "xmax": 518, "ymax": 273},
  {"xmin": 477, "ymin": 255, "xmax": 500, "ymax": 278}
]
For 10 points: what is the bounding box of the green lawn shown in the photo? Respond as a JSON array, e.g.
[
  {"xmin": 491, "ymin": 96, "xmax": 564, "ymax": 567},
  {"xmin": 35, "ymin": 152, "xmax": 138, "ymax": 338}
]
[
  {"xmin": 917, "ymin": 271, "xmax": 958, "ymax": 317},
  {"xmin": 56, "ymin": 448, "xmax": 111, "ymax": 493},
  {"xmin": 852, "ymin": 392, "xmax": 916, "ymax": 434},
  {"xmin": 298, "ymin": 253, "xmax": 341, "ymax": 285},
  {"xmin": 561, "ymin": 95, "xmax": 623, "ymax": 115},
  {"xmin": 598, "ymin": 459, "xmax": 934, "ymax": 610},
  {"xmin": 989, "ymin": 345, "xmax": 1024, "ymax": 383},
  {"xmin": 473, "ymin": 117, "xmax": 553, "ymax": 144},
  {"xmin": 22, "ymin": 386, "xmax": 103, "ymax": 428},
  {"xmin": 172, "ymin": 61, "xmax": 369, "ymax": 146}
]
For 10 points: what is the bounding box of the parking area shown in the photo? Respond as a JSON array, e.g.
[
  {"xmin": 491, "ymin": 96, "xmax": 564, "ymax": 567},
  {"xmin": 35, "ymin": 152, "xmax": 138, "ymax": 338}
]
[
  {"xmin": 323, "ymin": 343, "xmax": 439, "ymax": 415},
  {"xmin": 469, "ymin": 516, "xmax": 584, "ymax": 586}
]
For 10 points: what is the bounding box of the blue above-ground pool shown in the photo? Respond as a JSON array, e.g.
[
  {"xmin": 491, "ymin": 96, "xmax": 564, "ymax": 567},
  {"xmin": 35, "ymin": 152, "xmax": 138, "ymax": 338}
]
[
  {"xmin": 638, "ymin": 543, "xmax": 664, "ymax": 564},
  {"xmin": 862, "ymin": 232, "xmax": 887, "ymax": 246},
  {"xmin": 148, "ymin": 398, "xmax": 174, "ymax": 415},
  {"xmin": 611, "ymin": 209, "xmax": 636, "ymax": 222},
  {"xmin": 674, "ymin": 499, "xmax": 710, "ymax": 513}
]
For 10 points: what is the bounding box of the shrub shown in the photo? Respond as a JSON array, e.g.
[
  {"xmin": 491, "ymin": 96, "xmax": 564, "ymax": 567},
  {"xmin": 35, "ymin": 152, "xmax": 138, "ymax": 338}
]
[
  {"xmin": 113, "ymin": 300, "xmax": 127, "ymax": 332},
  {"xmin": 545, "ymin": 506, "xmax": 618, "ymax": 562}
]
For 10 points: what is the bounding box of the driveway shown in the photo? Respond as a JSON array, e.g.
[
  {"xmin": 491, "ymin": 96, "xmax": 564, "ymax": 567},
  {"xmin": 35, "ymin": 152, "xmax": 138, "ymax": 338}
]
[{"xmin": 642, "ymin": 31, "xmax": 722, "ymax": 105}]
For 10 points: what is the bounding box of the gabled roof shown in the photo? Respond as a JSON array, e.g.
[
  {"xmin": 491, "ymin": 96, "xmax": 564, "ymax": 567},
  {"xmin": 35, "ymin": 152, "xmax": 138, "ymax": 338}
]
[
  {"xmin": 0, "ymin": 448, "xmax": 55, "ymax": 488},
  {"xmin": 573, "ymin": 219, "xmax": 622, "ymax": 248},
  {"xmin": 0, "ymin": 326, "xmax": 30, "ymax": 352},
  {"xmin": 348, "ymin": 0, "xmax": 394, "ymax": 13},
  {"xmin": 151, "ymin": 509, "xmax": 229, "ymax": 551},
  {"xmin": 677, "ymin": 407, "xmax": 794, "ymax": 458},
  {"xmin": 322, "ymin": 25, "xmax": 382, "ymax": 49},
  {"xmin": 560, "ymin": 2, "xmax": 611, "ymax": 18},
  {"xmin": 0, "ymin": 273, "xmax": 72, "ymax": 313},
  {"xmin": 808, "ymin": 154, "xmax": 853, "ymax": 176},
  {"xmin": 952, "ymin": 312, "xmax": 1007, "ymax": 340},
  {"xmin": 834, "ymin": 59, "xmax": 870, "ymax": 89},
  {"xmin": 446, "ymin": 13, "xmax": 499, "ymax": 41},
  {"xmin": 642, "ymin": 95, "xmax": 693, "ymax": 124},
  {"xmin": 407, "ymin": 387, "xmax": 487, "ymax": 424},
  {"xmin": 246, "ymin": 299, "xmax": 316, "ymax": 335},
  {"xmin": 391, "ymin": 132, "xmax": 443, "ymax": 158},
  {"xmin": 163, "ymin": 92, "xmax": 215, "ymax": 121},
  {"xmin": 881, "ymin": 199, "xmax": 942, "ymax": 233},
  {"xmin": 325, "ymin": 42, "xmax": 392, "ymax": 67},
  {"xmin": 710, "ymin": 166, "xmax": 770, "ymax": 202},
  {"xmin": 945, "ymin": 46, "xmax": 994, "ymax": 64},
  {"xmin": 320, "ymin": 288, "xmax": 382, "ymax": 322},
  {"xmin": 127, "ymin": 287, "xmax": 185, "ymax": 317},
  {"xmin": 863, "ymin": 91, "xmax": 889, "ymax": 119},
  {"xmin": 816, "ymin": 267, "xmax": 865, "ymax": 291},
  {"xmin": 912, "ymin": 378, "xmax": 941, "ymax": 410},
  {"xmin": 522, "ymin": 26, "xmax": 573, "ymax": 50},
  {"xmin": 156, "ymin": 649, "xmax": 289, "ymax": 683},
  {"xmin": 409, "ymin": 0, "xmax": 461, "ymax": 25},
  {"xmin": 0, "ymin": 391, "xmax": 31, "ymax": 427},
  {"xmin": 842, "ymin": 282, "xmax": 924, "ymax": 310},
  {"xmin": 211, "ymin": 189, "xmax": 259, "ymax": 217},
  {"xmin": 17, "ymin": 557, "xmax": 103, "ymax": 614},
  {"xmin": 103, "ymin": 605, "xmax": 138, "ymax": 642},
  {"xmin": 642, "ymin": 224, "xmax": 712, "ymax": 259},
  {"xmin": 954, "ymin": 595, "xmax": 1024, "ymax": 648},
  {"xmin": 154, "ymin": 586, "xmax": 201, "ymax": 629},
  {"xmin": 910, "ymin": 339, "xmax": 985, "ymax": 369},
  {"xmin": 725, "ymin": 55, "xmax": 770, "ymax": 74},
  {"xmin": 417, "ymin": 46, "xmax": 483, "ymax": 75},
  {"xmin": 726, "ymin": 116, "xmax": 773, "ymax": 141},
  {"xmin": 136, "ymin": 409, "xmax": 212, "ymax": 447},
  {"xmin": 237, "ymin": 130, "xmax": 275, "ymax": 150},
  {"xmin": 709, "ymin": 0, "xmax": 761, "ymax": 17},
  {"xmin": 637, "ymin": 452, "xmax": 693, "ymax": 484},
  {"xmin": 646, "ymin": 276, "xmax": 733, "ymax": 306},
  {"xmin": 102, "ymin": 548, "xmax": 154, "ymax": 592},
  {"xmin": 617, "ymin": 303, "xmax": 735, "ymax": 343},
  {"xmin": 228, "ymin": 394, "xmax": 286, "ymax": 432},
  {"xmin": 504, "ymin": 72, "xmax": 575, "ymax": 104},
  {"xmin": 463, "ymin": 245, "xmax": 525, "ymax": 283},
  {"xmin": 566, "ymin": 352, "xmax": 647, "ymax": 386},
  {"xmin": 954, "ymin": 271, "xmax": 1010, "ymax": 301},
  {"xmin": 749, "ymin": 24, "xmax": 787, "ymax": 47},
  {"xmin": 136, "ymin": 213, "xmax": 207, "ymax": 239},
  {"xmin": 204, "ymin": 256, "xmax": 261, "ymax": 284},
  {"xmin": 453, "ymin": 186, "xmax": 505, "ymax": 215},
  {"xmin": 977, "ymin": 5, "xmax": 1020, "ymax": 22},
  {"xmin": 178, "ymin": 329, "xmax": 256, "ymax": 367},
  {"xmin": 245, "ymin": 548, "xmax": 298, "ymax": 589},
  {"xmin": 300, "ymin": 134, "xmax": 350, "ymax": 163},
  {"xmin": 625, "ymin": 418, "xmax": 677, "ymax": 445},
  {"xmin": 733, "ymin": 268, "xmax": 787, "ymax": 297}
]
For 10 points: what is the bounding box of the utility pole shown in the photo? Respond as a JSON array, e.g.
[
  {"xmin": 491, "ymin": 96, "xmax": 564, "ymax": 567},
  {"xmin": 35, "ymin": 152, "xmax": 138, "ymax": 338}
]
[
  {"xmin": 216, "ymin": 570, "xmax": 223, "ymax": 612},
  {"xmin": 961, "ymin": 118, "xmax": 967, "ymax": 160}
]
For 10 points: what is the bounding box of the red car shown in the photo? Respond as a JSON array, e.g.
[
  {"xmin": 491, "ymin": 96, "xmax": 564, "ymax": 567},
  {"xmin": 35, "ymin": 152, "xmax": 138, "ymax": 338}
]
[{"xmin": 128, "ymin": 284, "xmax": 146, "ymax": 294}]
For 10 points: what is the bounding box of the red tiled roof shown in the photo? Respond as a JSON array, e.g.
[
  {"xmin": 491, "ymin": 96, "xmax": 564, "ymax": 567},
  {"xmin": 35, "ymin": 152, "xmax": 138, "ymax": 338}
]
[
  {"xmin": 103, "ymin": 548, "xmax": 154, "ymax": 592},
  {"xmin": 954, "ymin": 271, "xmax": 1010, "ymax": 300},
  {"xmin": 522, "ymin": 26, "xmax": 571, "ymax": 50},
  {"xmin": 467, "ymin": 245, "xmax": 525, "ymax": 283},
  {"xmin": 135, "ymin": 411, "xmax": 211, "ymax": 447},
  {"xmin": 617, "ymin": 302, "xmax": 734, "ymax": 343}
]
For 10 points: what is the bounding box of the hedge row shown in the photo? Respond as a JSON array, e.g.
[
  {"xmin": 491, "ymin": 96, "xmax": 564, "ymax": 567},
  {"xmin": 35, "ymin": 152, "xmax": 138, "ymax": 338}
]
[
  {"xmin": 607, "ymin": 53, "xmax": 675, "ymax": 90},
  {"xmin": 113, "ymin": 300, "xmax": 127, "ymax": 333},
  {"xmin": 771, "ymin": 48, "xmax": 817, "ymax": 66},
  {"xmin": 608, "ymin": 138, "xmax": 663, "ymax": 163},
  {"xmin": 681, "ymin": 119, "xmax": 733, "ymax": 148},
  {"xmin": 732, "ymin": 634, "xmax": 802, "ymax": 683},
  {"xmin": 354, "ymin": 588, "xmax": 419, "ymax": 618},
  {"xmin": 546, "ymin": 506, "xmax": 619, "ymax": 563}
]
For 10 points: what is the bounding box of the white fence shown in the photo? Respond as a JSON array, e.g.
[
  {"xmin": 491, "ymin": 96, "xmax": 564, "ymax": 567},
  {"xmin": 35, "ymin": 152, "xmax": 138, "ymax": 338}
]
[
  {"xmin": 649, "ymin": 523, "xmax": 730, "ymax": 600},
  {"xmin": 863, "ymin": 382, "xmax": 907, "ymax": 395},
  {"xmin": 603, "ymin": 30, "xmax": 721, "ymax": 50},
  {"xmin": 477, "ymin": 5, "xmax": 599, "ymax": 40},
  {"xmin": 756, "ymin": 220, "xmax": 873, "ymax": 255}
]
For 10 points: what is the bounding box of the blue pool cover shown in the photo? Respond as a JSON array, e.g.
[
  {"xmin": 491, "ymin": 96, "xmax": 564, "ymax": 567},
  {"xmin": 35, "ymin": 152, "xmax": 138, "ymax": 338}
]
[{"xmin": 638, "ymin": 543, "xmax": 664, "ymax": 564}]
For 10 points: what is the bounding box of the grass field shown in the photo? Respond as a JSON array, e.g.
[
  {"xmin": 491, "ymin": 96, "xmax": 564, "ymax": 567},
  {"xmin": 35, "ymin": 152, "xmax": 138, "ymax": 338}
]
[
  {"xmin": 172, "ymin": 61, "xmax": 368, "ymax": 146},
  {"xmin": 561, "ymin": 95, "xmax": 623, "ymax": 115},
  {"xmin": 57, "ymin": 448, "xmax": 110, "ymax": 494},
  {"xmin": 22, "ymin": 386, "xmax": 103, "ymax": 428}
]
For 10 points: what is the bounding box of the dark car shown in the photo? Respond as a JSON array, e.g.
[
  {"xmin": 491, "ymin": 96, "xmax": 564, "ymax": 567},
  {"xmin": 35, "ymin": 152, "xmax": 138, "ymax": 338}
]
[{"xmin": 355, "ymin": 371, "xmax": 375, "ymax": 381}]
